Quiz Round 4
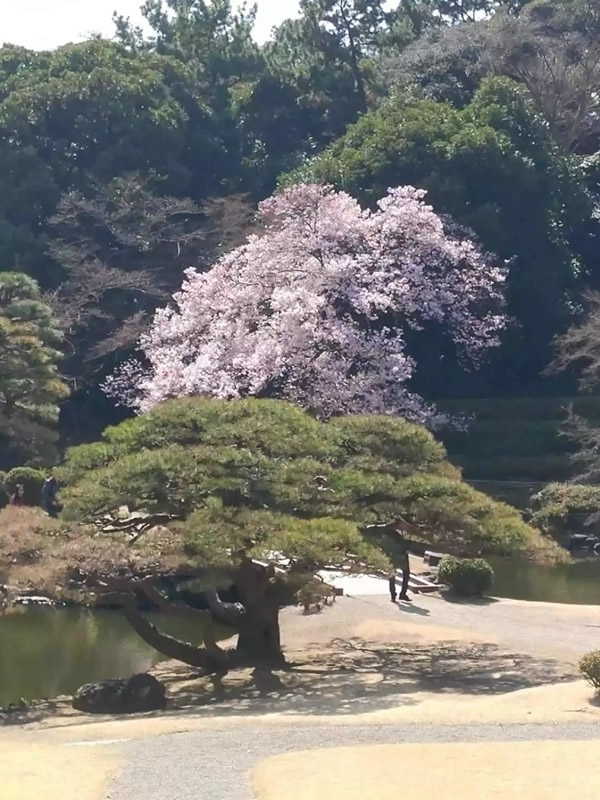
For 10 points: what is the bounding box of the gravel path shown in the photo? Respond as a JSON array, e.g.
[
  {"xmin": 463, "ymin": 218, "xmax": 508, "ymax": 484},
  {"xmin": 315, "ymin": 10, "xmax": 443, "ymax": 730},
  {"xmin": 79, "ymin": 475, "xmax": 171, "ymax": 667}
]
[
  {"xmin": 106, "ymin": 720, "xmax": 600, "ymax": 800},
  {"xmin": 98, "ymin": 591, "xmax": 600, "ymax": 799},
  {"xmin": 104, "ymin": 593, "xmax": 600, "ymax": 799},
  {"xmin": 283, "ymin": 591, "xmax": 600, "ymax": 664}
]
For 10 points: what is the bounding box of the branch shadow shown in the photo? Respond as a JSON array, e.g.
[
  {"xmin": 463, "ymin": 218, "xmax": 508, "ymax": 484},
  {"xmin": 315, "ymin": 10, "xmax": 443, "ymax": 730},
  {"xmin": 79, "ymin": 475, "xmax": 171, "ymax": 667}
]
[
  {"xmin": 3, "ymin": 637, "xmax": 575, "ymax": 729},
  {"xmin": 116, "ymin": 636, "xmax": 572, "ymax": 722},
  {"xmin": 439, "ymin": 592, "xmax": 500, "ymax": 606}
]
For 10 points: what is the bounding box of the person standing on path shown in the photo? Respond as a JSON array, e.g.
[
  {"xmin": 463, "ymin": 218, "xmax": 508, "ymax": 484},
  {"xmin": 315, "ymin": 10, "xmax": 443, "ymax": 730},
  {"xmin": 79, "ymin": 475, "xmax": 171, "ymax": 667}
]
[
  {"xmin": 388, "ymin": 528, "xmax": 412, "ymax": 602},
  {"xmin": 396, "ymin": 533, "xmax": 412, "ymax": 602}
]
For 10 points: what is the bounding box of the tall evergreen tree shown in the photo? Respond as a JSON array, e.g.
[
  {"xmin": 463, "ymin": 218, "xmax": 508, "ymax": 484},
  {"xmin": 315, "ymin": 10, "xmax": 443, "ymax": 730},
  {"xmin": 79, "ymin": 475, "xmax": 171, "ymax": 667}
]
[{"xmin": 0, "ymin": 272, "xmax": 68, "ymax": 467}]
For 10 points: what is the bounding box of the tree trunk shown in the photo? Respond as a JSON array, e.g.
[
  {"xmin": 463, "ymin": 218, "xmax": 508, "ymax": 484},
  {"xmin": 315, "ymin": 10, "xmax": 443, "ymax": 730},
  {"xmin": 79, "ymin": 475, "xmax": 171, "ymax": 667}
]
[
  {"xmin": 234, "ymin": 559, "xmax": 284, "ymax": 665},
  {"xmin": 103, "ymin": 565, "xmax": 285, "ymax": 671},
  {"xmin": 339, "ymin": 4, "xmax": 367, "ymax": 113},
  {"xmin": 101, "ymin": 590, "xmax": 227, "ymax": 672},
  {"xmin": 236, "ymin": 598, "xmax": 282, "ymax": 663},
  {"xmin": 120, "ymin": 594, "xmax": 224, "ymax": 670}
]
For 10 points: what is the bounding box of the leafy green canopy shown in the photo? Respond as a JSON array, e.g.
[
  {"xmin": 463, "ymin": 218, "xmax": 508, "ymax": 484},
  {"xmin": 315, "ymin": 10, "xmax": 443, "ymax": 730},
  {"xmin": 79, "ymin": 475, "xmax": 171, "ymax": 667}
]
[
  {"xmin": 0, "ymin": 272, "xmax": 68, "ymax": 468},
  {"xmin": 286, "ymin": 77, "xmax": 593, "ymax": 394},
  {"xmin": 56, "ymin": 398, "xmax": 563, "ymax": 577}
]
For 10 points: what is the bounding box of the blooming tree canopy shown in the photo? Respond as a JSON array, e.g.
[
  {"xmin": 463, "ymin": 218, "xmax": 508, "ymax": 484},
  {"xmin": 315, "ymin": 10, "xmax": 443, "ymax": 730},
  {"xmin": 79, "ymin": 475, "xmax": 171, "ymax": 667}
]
[{"xmin": 107, "ymin": 184, "xmax": 506, "ymax": 421}]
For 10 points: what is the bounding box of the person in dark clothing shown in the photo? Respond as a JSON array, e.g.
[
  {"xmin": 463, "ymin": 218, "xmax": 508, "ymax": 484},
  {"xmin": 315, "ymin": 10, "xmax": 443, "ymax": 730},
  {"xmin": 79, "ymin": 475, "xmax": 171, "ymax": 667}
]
[
  {"xmin": 10, "ymin": 484, "xmax": 25, "ymax": 507},
  {"xmin": 396, "ymin": 531, "xmax": 412, "ymax": 602},
  {"xmin": 41, "ymin": 476, "xmax": 60, "ymax": 517},
  {"xmin": 388, "ymin": 539, "xmax": 412, "ymax": 602},
  {"xmin": 388, "ymin": 572, "xmax": 397, "ymax": 602}
]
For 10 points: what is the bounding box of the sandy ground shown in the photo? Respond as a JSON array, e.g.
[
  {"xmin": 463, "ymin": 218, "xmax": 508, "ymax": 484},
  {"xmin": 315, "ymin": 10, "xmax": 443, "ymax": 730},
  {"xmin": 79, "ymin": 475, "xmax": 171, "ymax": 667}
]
[
  {"xmin": 0, "ymin": 739, "xmax": 122, "ymax": 800},
  {"xmin": 2, "ymin": 591, "xmax": 600, "ymax": 799},
  {"xmin": 253, "ymin": 740, "xmax": 600, "ymax": 800}
]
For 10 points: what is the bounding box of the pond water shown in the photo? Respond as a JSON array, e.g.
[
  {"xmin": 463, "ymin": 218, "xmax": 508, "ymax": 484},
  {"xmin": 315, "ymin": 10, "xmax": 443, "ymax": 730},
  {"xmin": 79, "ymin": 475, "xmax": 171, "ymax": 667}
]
[
  {"xmin": 491, "ymin": 557, "xmax": 600, "ymax": 605},
  {"xmin": 0, "ymin": 606, "xmax": 212, "ymax": 708}
]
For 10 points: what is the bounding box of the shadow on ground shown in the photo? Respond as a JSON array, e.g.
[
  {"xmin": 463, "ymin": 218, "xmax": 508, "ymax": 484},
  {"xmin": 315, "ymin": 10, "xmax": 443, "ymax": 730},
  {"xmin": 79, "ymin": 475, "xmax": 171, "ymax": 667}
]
[
  {"xmin": 164, "ymin": 638, "xmax": 569, "ymax": 718},
  {"xmin": 4, "ymin": 634, "xmax": 573, "ymax": 729},
  {"xmin": 438, "ymin": 592, "xmax": 500, "ymax": 606}
]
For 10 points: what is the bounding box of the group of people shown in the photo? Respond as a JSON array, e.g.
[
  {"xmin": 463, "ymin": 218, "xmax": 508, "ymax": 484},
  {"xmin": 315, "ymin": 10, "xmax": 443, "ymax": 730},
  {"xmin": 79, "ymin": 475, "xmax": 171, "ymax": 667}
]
[{"xmin": 8, "ymin": 475, "xmax": 61, "ymax": 517}]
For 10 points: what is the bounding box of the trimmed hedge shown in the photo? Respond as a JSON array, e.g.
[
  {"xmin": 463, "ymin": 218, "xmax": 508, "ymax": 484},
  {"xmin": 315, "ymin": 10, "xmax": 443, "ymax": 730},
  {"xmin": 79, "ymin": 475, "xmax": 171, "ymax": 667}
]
[
  {"xmin": 434, "ymin": 396, "xmax": 592, "ymax": 483},
  {"xmin": 442, "ymin": 420, "xmax": 570, "ymax": 458},
  {"xmin": 438, "ymin": 556, "xmax": 494, "ymax": 596}
]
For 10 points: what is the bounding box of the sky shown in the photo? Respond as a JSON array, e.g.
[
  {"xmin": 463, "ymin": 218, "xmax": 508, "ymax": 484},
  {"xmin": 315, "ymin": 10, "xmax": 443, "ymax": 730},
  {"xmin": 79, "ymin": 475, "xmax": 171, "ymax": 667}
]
[{"xmin": 3, "ymin": 0, "xmax": 299, "ymax": 50}]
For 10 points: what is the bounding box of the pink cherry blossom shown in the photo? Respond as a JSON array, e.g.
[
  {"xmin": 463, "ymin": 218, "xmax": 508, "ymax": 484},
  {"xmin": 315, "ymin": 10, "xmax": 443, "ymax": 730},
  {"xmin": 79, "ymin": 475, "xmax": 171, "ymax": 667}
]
[{"xmin": 105, "ymin": 184, "xmax": 506, "ymax": 423}]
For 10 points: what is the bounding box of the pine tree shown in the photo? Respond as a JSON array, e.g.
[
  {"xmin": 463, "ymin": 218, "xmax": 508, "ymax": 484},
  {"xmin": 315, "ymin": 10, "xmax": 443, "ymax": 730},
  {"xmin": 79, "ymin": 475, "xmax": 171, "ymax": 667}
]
[{"xmin": 0, "ymin": 272, "xmax": 69, "ymax": 467}]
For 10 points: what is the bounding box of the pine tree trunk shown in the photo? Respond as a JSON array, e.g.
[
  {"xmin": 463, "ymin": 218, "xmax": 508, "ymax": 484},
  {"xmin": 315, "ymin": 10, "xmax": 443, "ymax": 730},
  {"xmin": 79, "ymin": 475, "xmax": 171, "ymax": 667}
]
[
  {"xmin": 236, "ymin": 598, "xmax": 282, "ymax": 663},
  {"xmin": 119, "ymin": 594, "xmax": 224, "ymax": 671},
  {"xmin": 234, "ymin": 559, "xmax": 285, "ymax": 665}
]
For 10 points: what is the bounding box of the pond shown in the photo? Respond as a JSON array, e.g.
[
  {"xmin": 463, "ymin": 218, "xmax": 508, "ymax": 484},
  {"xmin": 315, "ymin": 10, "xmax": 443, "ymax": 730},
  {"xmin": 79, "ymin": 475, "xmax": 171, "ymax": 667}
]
[
  {"xmin": 491, "ymin": 557, "xmax": 600, "ymax": 605},
  {"xmin": 0, "ymin": 606, "xmax": 215, "ymax": 708}
]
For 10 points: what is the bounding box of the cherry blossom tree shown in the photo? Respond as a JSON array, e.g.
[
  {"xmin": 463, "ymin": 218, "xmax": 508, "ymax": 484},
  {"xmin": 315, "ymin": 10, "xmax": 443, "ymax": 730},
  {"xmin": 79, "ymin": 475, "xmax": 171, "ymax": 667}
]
[{"xmin": 106, "ymin": 184, "xmax": 506, "ymax": 422}]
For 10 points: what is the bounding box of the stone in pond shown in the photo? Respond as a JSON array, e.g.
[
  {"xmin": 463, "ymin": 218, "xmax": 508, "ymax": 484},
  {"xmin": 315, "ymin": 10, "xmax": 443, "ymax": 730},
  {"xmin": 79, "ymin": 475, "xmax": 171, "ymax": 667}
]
[{"xmin": 72, "ymin": 673, "xmax": 167, "ymax": 714}]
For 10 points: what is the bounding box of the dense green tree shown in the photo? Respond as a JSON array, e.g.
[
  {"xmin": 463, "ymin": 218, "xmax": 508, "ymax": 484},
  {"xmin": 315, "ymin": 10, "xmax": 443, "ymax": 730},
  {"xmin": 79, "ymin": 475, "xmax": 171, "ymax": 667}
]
[
  {"xmin": 0, "ymin": 38, "xmax": 228, "ymax": 296},
  {"xmin": 0, "ymin": 398, "xmax": 562, "ymax": 665},
  {"xmin": 0, "ymin": 37, "xmax": 258, "ymax": 439},
  {"xmin": 383, "ymin": 0, "xmax": 600, "ymax": 155},
  {"xmin": 116, "ymin": 0, "xmax": 272, "ymax": 191},
  {"xmin": 116, "ymin": 0, "xmax": 263, "ymax": 105},
  {"xmin": 379, "ymin": 19, "xmax": 492, "ymax": 106},
  {"xmin": 0, "ymin": 39, "xmax": 224, "ymax": 197},
  {"xmin": 287, "ymin": 78, "xmax": 596, "ymax": 395},
  {"xmin": 0, "ymin": 273, "xmax": 69, "ymax": 468}
]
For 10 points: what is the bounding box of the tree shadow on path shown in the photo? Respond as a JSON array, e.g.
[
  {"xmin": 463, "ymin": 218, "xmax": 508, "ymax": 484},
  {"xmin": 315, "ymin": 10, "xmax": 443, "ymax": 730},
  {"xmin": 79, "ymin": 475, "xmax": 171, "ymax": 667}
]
[
  {"xmin": 152, "ymin": 635, "xmax": 573, "ymax": 719},
  {"xmin": 3, "ymin": 636, "xmax": 575, "ymax": 728}
]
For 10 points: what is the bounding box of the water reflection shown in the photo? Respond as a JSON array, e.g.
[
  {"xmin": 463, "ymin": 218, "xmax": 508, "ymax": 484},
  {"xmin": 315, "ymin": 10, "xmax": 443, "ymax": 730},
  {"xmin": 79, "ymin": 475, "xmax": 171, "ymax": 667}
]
[
  {"xmin": 491, "ymin": 557, "xmax": 600, "ymax": 605},
  {"xmin": 0, "ymin": 606, "xmax": 212, "ymax": 708}
]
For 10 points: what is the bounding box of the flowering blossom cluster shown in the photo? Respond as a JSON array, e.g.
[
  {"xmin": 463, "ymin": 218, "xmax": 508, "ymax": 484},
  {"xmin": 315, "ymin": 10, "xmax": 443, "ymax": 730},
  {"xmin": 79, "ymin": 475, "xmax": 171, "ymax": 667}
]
[{"xmin": 106, "ymin": 184, "xmax": 506, "ymax": 423}]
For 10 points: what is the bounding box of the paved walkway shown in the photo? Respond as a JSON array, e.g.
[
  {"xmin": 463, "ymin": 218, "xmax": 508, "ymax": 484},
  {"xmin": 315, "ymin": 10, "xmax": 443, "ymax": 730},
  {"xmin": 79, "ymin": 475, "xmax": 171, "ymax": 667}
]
[{"xmin": 106, "ymin": 720, "xmax": 600, "ymax": 800}]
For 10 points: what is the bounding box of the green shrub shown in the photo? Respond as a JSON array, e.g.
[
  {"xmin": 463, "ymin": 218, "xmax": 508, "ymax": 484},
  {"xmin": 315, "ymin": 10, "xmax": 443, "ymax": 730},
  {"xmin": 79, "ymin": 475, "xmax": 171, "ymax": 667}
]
[
  {"xmin": 297, "ymin": 577, "xmax": 337, "ymax": 614},
  {"xmin": 579, "ymin": 650, "xmax": 600, "ymax": 690},
  {"xmin": 4, "ymin": 467, "xmax": 47, "ymax": 505},
  {"xmin": 438, "ymin": 556, "xmax": 494, "ymax": 596},
  {"xmin": 531, "ymin": 483, "xmax": 600, "ymax": 534}
]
